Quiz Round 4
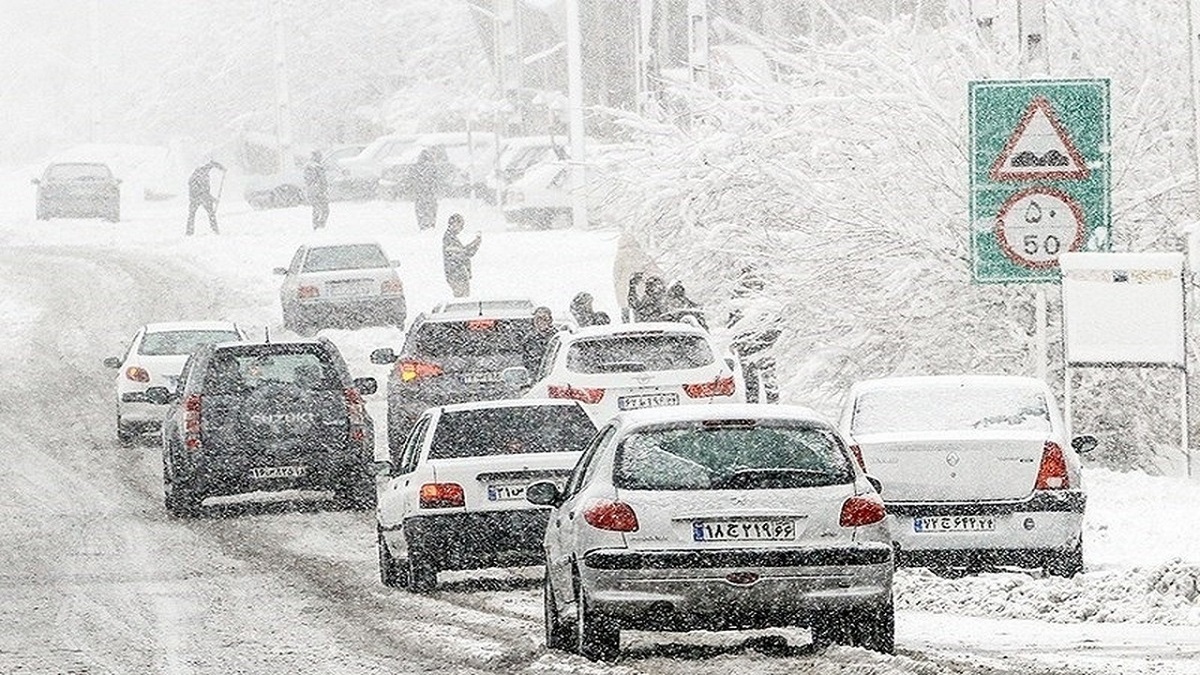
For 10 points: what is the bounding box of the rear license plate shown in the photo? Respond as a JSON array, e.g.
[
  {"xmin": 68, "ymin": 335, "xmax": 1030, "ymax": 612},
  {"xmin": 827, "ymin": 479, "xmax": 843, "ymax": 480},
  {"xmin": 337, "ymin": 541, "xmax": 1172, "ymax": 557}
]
[
  {"xmin": 247, "ymin": 465, "xmax": 308, "ymax": 480},
  {"xmin": 487, "ymin": 483, "xmax": 527, "ymax": 501},
  {"xmin": 327, "ymin": 281, "xmax": 371, "ymax": 297},
  {"xmin": 693, "ymin": 519, "xmax": 796, "ymax": 542},
  {"xmin": 912, "ymin": 515, "xmax": 996, "ymax": 533},
  {"xmin": 462, "ymin": 371, "xmax": 503, "ymax": 385},
  {"xmin": 618, "ymin": 392, "xmax": 680, "ymax": 411}
]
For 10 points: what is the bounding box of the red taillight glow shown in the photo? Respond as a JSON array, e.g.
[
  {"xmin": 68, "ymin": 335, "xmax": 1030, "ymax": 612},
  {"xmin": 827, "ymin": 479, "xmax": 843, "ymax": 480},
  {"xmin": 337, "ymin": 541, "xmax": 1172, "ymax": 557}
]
[
  {"xmin": 419, "ymin": 483, "xmax": 465, "ymax": 508},
  {"xmin": 125, "ymin": 366, "xmax": 150, "ymax": 383},
  {"xmin": 381, "ymin": 279, "xmax": 404, "ymax": 295},
  {"xmin": 839, "ymin": 495, "xmax": 886, "ymax": 527},
  {"xmin": 849, "ymin": 444, "xmax": 866, "ymax": 471},
  {"xmin": 547, "ymin": 384, "xmax": 605, "ymax": 404},
  {"xmin": 682, "ymin": 375, "xmax": 736, "ymax": 399},
  {"xmin": 397, "ymin": 359, "xmax": 443, "ymax": 383},
  {"xmin": 1035, "ymin": 441, "xmax": 1070, "ymax": 490},
  {"xmin": 344, "ymin": 388, "xmax": 366, "ymax": 441},
  {"xmin": 467, "ymin": 319, "xmax": 495, "ymax": 331},
  {"xmin": 184, "ymin": 394, "xmax": 203, "ymax": 450},
  {"xmin": 297, "ymin": 285, "xmax": 320, "ymax": 298},
  {"xmin": 583, "ymin": 500, "xmax": 639, "ymax": 532}
]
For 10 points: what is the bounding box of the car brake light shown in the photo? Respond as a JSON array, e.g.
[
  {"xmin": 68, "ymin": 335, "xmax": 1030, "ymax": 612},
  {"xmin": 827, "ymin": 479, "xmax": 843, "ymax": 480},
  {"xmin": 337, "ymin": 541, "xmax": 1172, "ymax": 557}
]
[
  {"xmin": 1034, "ymin": 441, "xmax": 1070, "ymax": 490},
  {"xmin": 682, "ymin": 375, "xmax": 736, "ymax": 399},
  {"xmin": 849, "ymin": 444, "xmax": 867, "ymax": 471},
  {"xmin": 839, "ymin": 495, "xmax": 886, "ymax": 527},
  {"xmin": 297, "ymin": 285, "xmax": 319, "ymax": 298},
  {"xmin": 547, "ymin": 384, "xmax": 605, "ymax": 404},
  {"xmin": 583, "ymin": 500, "xmax": 639, "ymax": 532},
  {"xmin": 419, "ymin": 483, "xmax": 464, "ymax": 508},
  {"xmin": 381, "ymin": 279, "xmax": 404, "ymax": 295},
  {"xmin": 397, "ymin": 359, "xmax": 443, "ymax": 383},
  {"xmin": 344, "ymin": 387, "xmax": 366, "ymax": 441},
  {"xmin": 124, "ymin": 366, "xmax": 150, "ymax": 383},
  {"xmin": 184, "ymin": 394, "xmax": 203, "ymax": 451},
  {"xmin": 467, "ymin": 319, "xmax": 495, "ymax": 331}
]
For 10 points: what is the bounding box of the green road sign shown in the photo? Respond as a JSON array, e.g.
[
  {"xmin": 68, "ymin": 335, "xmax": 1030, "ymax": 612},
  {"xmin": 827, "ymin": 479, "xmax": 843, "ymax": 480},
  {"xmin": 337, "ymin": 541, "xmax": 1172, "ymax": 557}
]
[{"xmin": 969, "ymin": 79, "xmax": 1110, "ymax": 284}]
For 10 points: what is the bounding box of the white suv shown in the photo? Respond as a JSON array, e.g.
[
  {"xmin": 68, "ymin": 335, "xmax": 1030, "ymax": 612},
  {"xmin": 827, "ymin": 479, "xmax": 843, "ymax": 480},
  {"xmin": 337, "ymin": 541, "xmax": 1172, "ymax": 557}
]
[{"xmin": 375, "ymin": 399, "xmax": 598, "ymax": 592}]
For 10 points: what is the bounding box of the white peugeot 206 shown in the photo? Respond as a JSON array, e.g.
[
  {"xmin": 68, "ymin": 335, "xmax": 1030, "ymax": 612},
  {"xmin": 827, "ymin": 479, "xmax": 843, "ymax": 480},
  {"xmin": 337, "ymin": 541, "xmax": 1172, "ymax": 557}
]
[
  {"xmin": 528, "ymin": 404, "xmax": 895, "ymax": 661},
  {"xmin": 375, "ymin": 398, "xmax": 598, "ymax": 593},
  {"xmin": 839, "ymin": 374, "xmax": 1098, "ymax": 577}
]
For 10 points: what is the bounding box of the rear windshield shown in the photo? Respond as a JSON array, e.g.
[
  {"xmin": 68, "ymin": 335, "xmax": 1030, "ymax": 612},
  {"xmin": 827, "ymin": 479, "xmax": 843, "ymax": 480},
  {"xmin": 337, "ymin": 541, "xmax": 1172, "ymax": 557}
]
[
  {"xmin": 567, "ymin": 334, "xmax": 714, "ymax": 374},
  {"xmin": 410, "ymin": 318, "xmax": 534, "ymax": 358},
  {"xmin": 850, "ymin": 384, "xmax": 1052, "ymax": 434},
  {"xmin": 139, "ymin": 330, "xmax": 240, "ymax": 356},
  {"xmin": 429, "ymin": 405, "xmax": 596, "ymax": 459},
  {"xmin": 614, "ymin": 422, "xmax": 854, "ymax": 491},
  {"xmin": 303, "ymin": 245, "xmax": 389, "ymax": 272},
  {"xmin": 47, "ymin": 164, "xmax": 111, "ymax": 180},
  {"xmin": 204, "ymin": 345, "xmax": 341, "ymax": 394}
]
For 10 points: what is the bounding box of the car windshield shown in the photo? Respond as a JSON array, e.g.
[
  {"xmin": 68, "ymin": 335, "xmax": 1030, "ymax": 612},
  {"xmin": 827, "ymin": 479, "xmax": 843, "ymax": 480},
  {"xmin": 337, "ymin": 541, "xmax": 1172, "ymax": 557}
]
[
  {"xmin": 302, "ymin": 245, "xmax": 389, "ymax": 272},
  {"xmin": 410, "ymin": 318, "xmax": 533, "ymax": 359},
  {"xmin": 614, "ymin": 421, "xmax": 854, "ymax": 491},
  {"xmin": 138, "ymin": 330, "xmax": 240, "ymax": 356},
  {"xmin": 46, "ymin": 164, "xmax": 111, "ymax": 180},
  {"xmin": 429, "ymin": 405, "xmax": 596, "ymax": 459},
  {"xmin": 850, "ymin": 383, "xmax": 1053, "ymax": 434},
  {"xmin": 567, "ymin": 334, "xmax": 714, "ymax": 373},
  {"xmin": 204, "ymin": 345, "xmax": 340, "ymax": 394}
]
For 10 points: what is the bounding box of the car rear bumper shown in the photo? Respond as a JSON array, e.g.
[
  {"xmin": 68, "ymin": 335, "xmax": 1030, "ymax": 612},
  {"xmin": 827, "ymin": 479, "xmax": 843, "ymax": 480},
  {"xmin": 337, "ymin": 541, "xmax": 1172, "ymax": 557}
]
[
  {"xmin": 579, "ymin": 544, "xmax": 894, "ymax": 630},
  {"xmin": 176, "ymin": 451, "xmax": 370, "ymax": 498},
  {"xmin": 886, "ymin": 492, "xmax": 1085, "ymax": 558},
  {"xmin": 297, "ymin": 297, "xmax": 406, "ymax": 327},
  {"xmin": 117, "ymin": 399, "xmax": 169, "ymax": 425},
  {"xmin": 400, "ymin": 510, "xmax": 552, "ymax": 570}
]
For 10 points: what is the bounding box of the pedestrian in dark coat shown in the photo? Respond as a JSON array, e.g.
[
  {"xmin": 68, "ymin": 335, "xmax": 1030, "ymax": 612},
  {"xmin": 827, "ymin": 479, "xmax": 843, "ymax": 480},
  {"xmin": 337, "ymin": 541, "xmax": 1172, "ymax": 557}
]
[
  {"xmin": 442, "ymin": 213, "xmax": 481, "ymax": 297},
  {"xmin": 186, "ymin": 159, "xmax": 225, "ymax": 235},
  {"xmin": 412, "ymin": 148, "xmax": 449, "ymax": 230},
  {"xmin": 522, "ymin": 306, "xmax": 557, "ymax": 373},
  {"xmin": 304, "ymin": 150, "xmax": 329, "ymax": 230},
  {"xmin": 627, "ymin": 272, "xmax": 670, "ymax": 322},
  {"xmin": 570, "ymin": 292, "xmax": 605, "ymax": 327}
]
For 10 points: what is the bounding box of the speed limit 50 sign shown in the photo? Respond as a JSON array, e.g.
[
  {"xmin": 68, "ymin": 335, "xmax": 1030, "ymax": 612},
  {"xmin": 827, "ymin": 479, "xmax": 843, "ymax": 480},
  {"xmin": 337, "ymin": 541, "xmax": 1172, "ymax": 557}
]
[{"xmin": 970, "ymin": 80, "xmax": 1110, "ymax": 284}]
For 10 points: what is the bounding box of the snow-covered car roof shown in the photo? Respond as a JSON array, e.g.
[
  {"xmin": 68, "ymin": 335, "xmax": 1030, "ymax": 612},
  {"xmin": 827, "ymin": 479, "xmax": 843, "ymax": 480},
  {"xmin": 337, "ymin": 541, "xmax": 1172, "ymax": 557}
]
[
  {"xmin": 849, "ymin": 374, "xmax": 1049, "ymax": 394},
  {"xmin": 143, "ymin": 320, "xmax": 240, "ymax": 334},
  {"xmin": 613, "ymin": 403, "xmax": 830, "ymax": 430},
  {"xmin": 436, "ymin": 398, "xmax": 584, "ymax": 414},
  {"xmin": 426, "ymin": 298, "xmax": 535, "ymax": 319},
  {"xmin": 567, "ymin": 321, "xmax": 711, "ymax": 340}
]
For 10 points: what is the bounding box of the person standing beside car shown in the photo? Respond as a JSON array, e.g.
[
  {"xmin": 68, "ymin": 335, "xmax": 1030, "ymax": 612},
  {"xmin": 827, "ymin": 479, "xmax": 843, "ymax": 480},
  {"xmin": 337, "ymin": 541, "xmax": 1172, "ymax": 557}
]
[
  {"xmin": 522, "ymin": 306, "xmax": 557, "ymax": 373},
  {"xmin": 304, "ymin": 150, "xmax": 329, "ymax": 230},
  {"xmin": 442, "ymin": 213, "xmax": 481, "ymax": 298},
  {"xmin": 412, "ymin": 148, "xmax": 449, "ymax": 230},
  {"xmin": 186, "ymin": 159, "xmax": 225, "ymax": 235}
]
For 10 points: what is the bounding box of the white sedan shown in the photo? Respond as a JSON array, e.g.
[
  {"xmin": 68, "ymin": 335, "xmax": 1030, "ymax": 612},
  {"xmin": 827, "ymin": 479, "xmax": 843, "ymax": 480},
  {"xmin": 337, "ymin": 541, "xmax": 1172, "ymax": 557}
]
[
  {"xmin": 104, "ymin": 321, "xmax": 245, "ymax": 446},
  {"xmin": 838, "ymin": 374, "xmax": 1098, "ymax": 577},
  {"xmin": 524, "ymin": 322, "xmax": 745, "ymax": 422}
]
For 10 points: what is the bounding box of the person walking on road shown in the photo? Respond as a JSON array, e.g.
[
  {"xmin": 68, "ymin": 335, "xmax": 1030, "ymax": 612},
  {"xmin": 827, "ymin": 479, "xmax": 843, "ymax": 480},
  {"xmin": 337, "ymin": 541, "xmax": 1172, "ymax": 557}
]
[
  {"xmin": 412, "ymin": 147, "xmax": 449, "ymax": 230},
  {"xmin": 186, "ymin": 159, "xmax": 225, "ymax": 235},
  {"xmin": 442, "ymin": 213, "xmax": 481, "ymax": 298},
  {"xmin": 304, "ymin": 150, "xmax": 329, "ymax": 230}
]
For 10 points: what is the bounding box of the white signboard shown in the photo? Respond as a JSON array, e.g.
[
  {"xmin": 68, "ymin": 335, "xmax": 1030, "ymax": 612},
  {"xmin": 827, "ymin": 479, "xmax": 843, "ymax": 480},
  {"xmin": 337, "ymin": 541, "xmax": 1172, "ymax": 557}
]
[{"xmin": 1060, "ymin": 252, "xmax": 1185, "ymax": 367}]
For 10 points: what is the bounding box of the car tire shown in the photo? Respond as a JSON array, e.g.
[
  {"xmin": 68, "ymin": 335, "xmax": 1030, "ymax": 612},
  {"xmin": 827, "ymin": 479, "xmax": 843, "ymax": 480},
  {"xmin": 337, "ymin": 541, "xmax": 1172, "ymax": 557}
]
[
  {"xmin": 574, "ymin": 584, "xmax": 619, "ymax": 661},
  {"xmin": 1045, "ymin": 537, "xmax": 1084, "ymax": 578},
  {"xmin": 36, "ymin": 202, "xmax": 50, "ymax": 220},
  {"xmin": 117, "ymin": 418, "xmax": 137, "ymax": 447},
  {"xmin": 378, "ymin": 531, "xmax": 406, "ymax": 587},
  {"xmin": 105, "ymin": 206, "xmax": 120, "ymax": 223},
  {"xmin": 543, "ymin": 566, "xmax": 573, "ymax": 651},
  {"xmin": 405, "ymin": 545, "xmax": 438, "ymax": 593},
  {"xmin": 164, "ymin": 480, "xmax": 202, "ymax": 518},
  {"xmin": 809, "ymin": 610, "xmax": 853, "ymax": 649},
  {"xmin": 851, "ymin": 598, "xmax": 895, "ymax": 654}
]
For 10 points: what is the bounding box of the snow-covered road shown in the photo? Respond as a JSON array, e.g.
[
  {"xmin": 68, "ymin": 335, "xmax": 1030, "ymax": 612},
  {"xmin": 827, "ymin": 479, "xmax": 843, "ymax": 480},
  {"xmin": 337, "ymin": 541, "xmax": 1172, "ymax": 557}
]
[{"xmin": 1, "ymin": 180, "xmax": 1198, "ymax": 673}]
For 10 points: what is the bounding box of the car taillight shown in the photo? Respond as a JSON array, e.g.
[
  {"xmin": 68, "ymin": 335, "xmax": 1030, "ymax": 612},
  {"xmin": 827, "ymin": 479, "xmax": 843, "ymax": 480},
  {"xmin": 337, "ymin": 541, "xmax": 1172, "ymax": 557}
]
[
  {"xmin": 583, "ymin": 500, "xmax": 639, "ymax": 532},
  {"xmin": 381, "ymin": 279, "xmax": 404, "ymax": 295},
  {"xmin": 344, "ymin": 387, "xmax": 366, "ymax": 442},
  {"xmin": 1034, "ymin": 441, "xmax": 1070, "ymax": 490},
  {"xmin": 682, "ymin": 375, "xmax": 736, "ymax": 399},
  {"xmin": 297, "ymin": 285, "xmax": 320, "ymax": 298},
  {"xmin": 419, "ymin": 483, "xmax": 464, "ymax": 508},
  {"xmin": 397, "ymin": 359, "xmax": 443, "ymax": 383},
  {"xmin": 839, "ymin": 495, "xmax": 886, "ymax": 527},
  {"xmin": 184, "ymin": 394, "xmax": 203, "ymax": 451},
  {"xmin": 849, "ymin": 444, "xmax": 867, "ymax": 471},
  {"xmin": 125, "ymin": 366, "xmax": 150, "ymax": 383},
  {"xmin": 547, "ymin": 384, "xmax": 605, "ymax": 404}
]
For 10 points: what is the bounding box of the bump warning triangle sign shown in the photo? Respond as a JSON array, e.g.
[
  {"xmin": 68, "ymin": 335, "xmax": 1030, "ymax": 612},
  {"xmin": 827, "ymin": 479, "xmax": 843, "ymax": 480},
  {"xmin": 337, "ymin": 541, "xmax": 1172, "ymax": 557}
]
[{"xmin": 989, "ymin": 96, "xmax": 1090, "ymax": 182}]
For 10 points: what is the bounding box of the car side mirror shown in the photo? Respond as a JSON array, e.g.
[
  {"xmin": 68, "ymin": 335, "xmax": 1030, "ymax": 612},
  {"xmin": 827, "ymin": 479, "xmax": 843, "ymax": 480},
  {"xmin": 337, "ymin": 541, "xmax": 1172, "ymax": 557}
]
[
  {"xmin": 525, "ymin": 481, "xmax": 561, "ymax": 507},
  {"xmin": 866, "ymin": 475, "xmax": 883, "ymax": 495},
  {"xmin": 144, "ymin": 386, "xmax": 172, "ymax": 406},
  {"xmin": 369, "ymin": 348, "xmax": 397, "ymax": 365},
  {"xmin": 372, "ymin": 460, "xmax": 393, "ymax": 477},
  {"xmin": 353, "ymin": 377, "xmax": 378, "ymax": 396},
  {"xmin": 502, "ymin": 366, "xmax": 530, "ymax": 389},
  {"xmin": 1071, "ymin": 435, "xmax": 1098, "ymax": 454},
  {"xmin": 103, "ymin": 356, "xmax": 122, "ymax": 369},
  {"xmin": 273, "ymin": 267, "xmax": 289, "ymax": 276}
]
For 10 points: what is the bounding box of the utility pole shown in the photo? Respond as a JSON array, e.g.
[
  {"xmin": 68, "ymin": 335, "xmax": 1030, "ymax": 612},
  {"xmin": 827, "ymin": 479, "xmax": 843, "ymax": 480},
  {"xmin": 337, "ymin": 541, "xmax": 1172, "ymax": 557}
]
[
  {"xmin": 89, "ymin": 0, "xmax": 100, "ymax": 141},
  {"xmin": 1017, "ymin": 0, "xmax": 1050, "ymax": 382},
  {"xmin": 687, "ymin": 0, "xmax": 710, "ymax": 89},
  {"xmin": 566, "ymin": 0, "xmax": 588, "ymax": 230},
  {"xmin": 273, "ymin": 0, "xmax": 293, "ymax": 172}
]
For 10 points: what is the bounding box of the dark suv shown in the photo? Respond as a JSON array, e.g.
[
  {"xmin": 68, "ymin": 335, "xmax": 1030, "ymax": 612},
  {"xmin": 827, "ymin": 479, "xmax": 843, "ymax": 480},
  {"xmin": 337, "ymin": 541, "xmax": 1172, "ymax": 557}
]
[
  {"xmin": 369, "ymin": 299, "xmax": 538, "ymax": 453},
  {"xmin": 149, "ymin": 337, "xmax": 378, "ymax": 517}
]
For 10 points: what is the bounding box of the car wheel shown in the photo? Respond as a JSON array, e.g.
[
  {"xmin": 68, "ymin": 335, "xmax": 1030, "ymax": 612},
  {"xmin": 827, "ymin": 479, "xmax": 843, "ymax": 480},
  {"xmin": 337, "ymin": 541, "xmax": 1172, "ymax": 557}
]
[
  {"xmin": 1045, "ymin": 537, "xmax": 1084, "ymax": 578},
  {"xmin": 543, "ymin": 565, "xmax": 573, "ymax": 651},
  {"xmin": 36, "ymin": 202, "xmax": 50, "ymax": 220},
  {"xmin": 377, "ymin": 531, "xmax": 406, "ymax": 587},
  {"xmin": 574, "ymin": 583, "xmax": 619, "ymax": 661},
  {"xmin": 850, "ymin": 598, "xmax": 895, "ymax": 654},
  {"xmin": 106, "ymin": 205, "xmax": 120, "ymax": 222},
  {"xmin": 164, "ymin": 479, "xmax": 202, "ymax": 518},
  {"xmin": 405, "ymin": 545, "xmax": 438, "ymax": 593},
  {"xmin": 809, "ymin": 609, "xmax": 853, "ymax": 649},
  {"xmin": 117, "ymin": 418, "xmax": 137, "ymax": 447}
]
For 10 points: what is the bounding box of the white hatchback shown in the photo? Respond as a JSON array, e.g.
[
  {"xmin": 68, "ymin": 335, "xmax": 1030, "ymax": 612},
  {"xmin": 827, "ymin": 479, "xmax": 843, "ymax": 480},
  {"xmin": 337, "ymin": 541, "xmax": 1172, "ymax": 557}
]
[
  {"xmin": 103, "ymin": 321, "xmax": 245, "ymax": 446},
  {"xmin": 524, "ymin": 322, "xmax": 745, "ymax": 422},
  {"xmin": 839, "ymin": 375, "xmax": 1098, "ymax": 577},
  {"xmin": 375, "ymin": 399, "xmax": 598, "ymax": 593}
]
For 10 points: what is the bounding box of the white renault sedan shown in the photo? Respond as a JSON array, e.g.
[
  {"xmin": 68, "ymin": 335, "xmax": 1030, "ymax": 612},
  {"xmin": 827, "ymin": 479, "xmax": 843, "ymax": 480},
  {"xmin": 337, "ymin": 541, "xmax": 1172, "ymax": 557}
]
[
  {"xmin": 375, "ymin": 399, "xmax": 598, "ymax": 592},
  {"xmin": 524, "ymin": 322, "xmax": 745, "ymax": 422},
  {"xmin": 274, "ymin": 242, "xmax": 407, "ymax": 335},
  {"xmin": 528, "ymin": 404, "xmax": 895, "ymax": 660},
  {"xmin": 104, "ymin": 321, "xmax": 245, "ymax": 446},
  {"xmin": 839, "ymin": 375, "xmax": 1097, "ymax": 577}
]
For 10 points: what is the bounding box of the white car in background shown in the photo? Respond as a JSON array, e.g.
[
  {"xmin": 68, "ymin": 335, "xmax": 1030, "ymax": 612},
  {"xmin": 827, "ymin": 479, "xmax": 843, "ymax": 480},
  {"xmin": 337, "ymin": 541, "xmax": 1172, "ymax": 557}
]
[
  {"xmin": 838, "ymin": 374, "xmax": 1098, "ymax": 577},
  {"xmin": 274, "ymin": 242, "xmax": 407, "ymax": 335},
  {"xmin": 103, "ymin": 321, "xmax": 246, "ymax": 446},
  {"xmin": 375, "ymin": 399, "xmax": 598, "ymax": 593},
  {"xmin": 524, "ymin": 322, "xmax": 745, "ymax": 422}
]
